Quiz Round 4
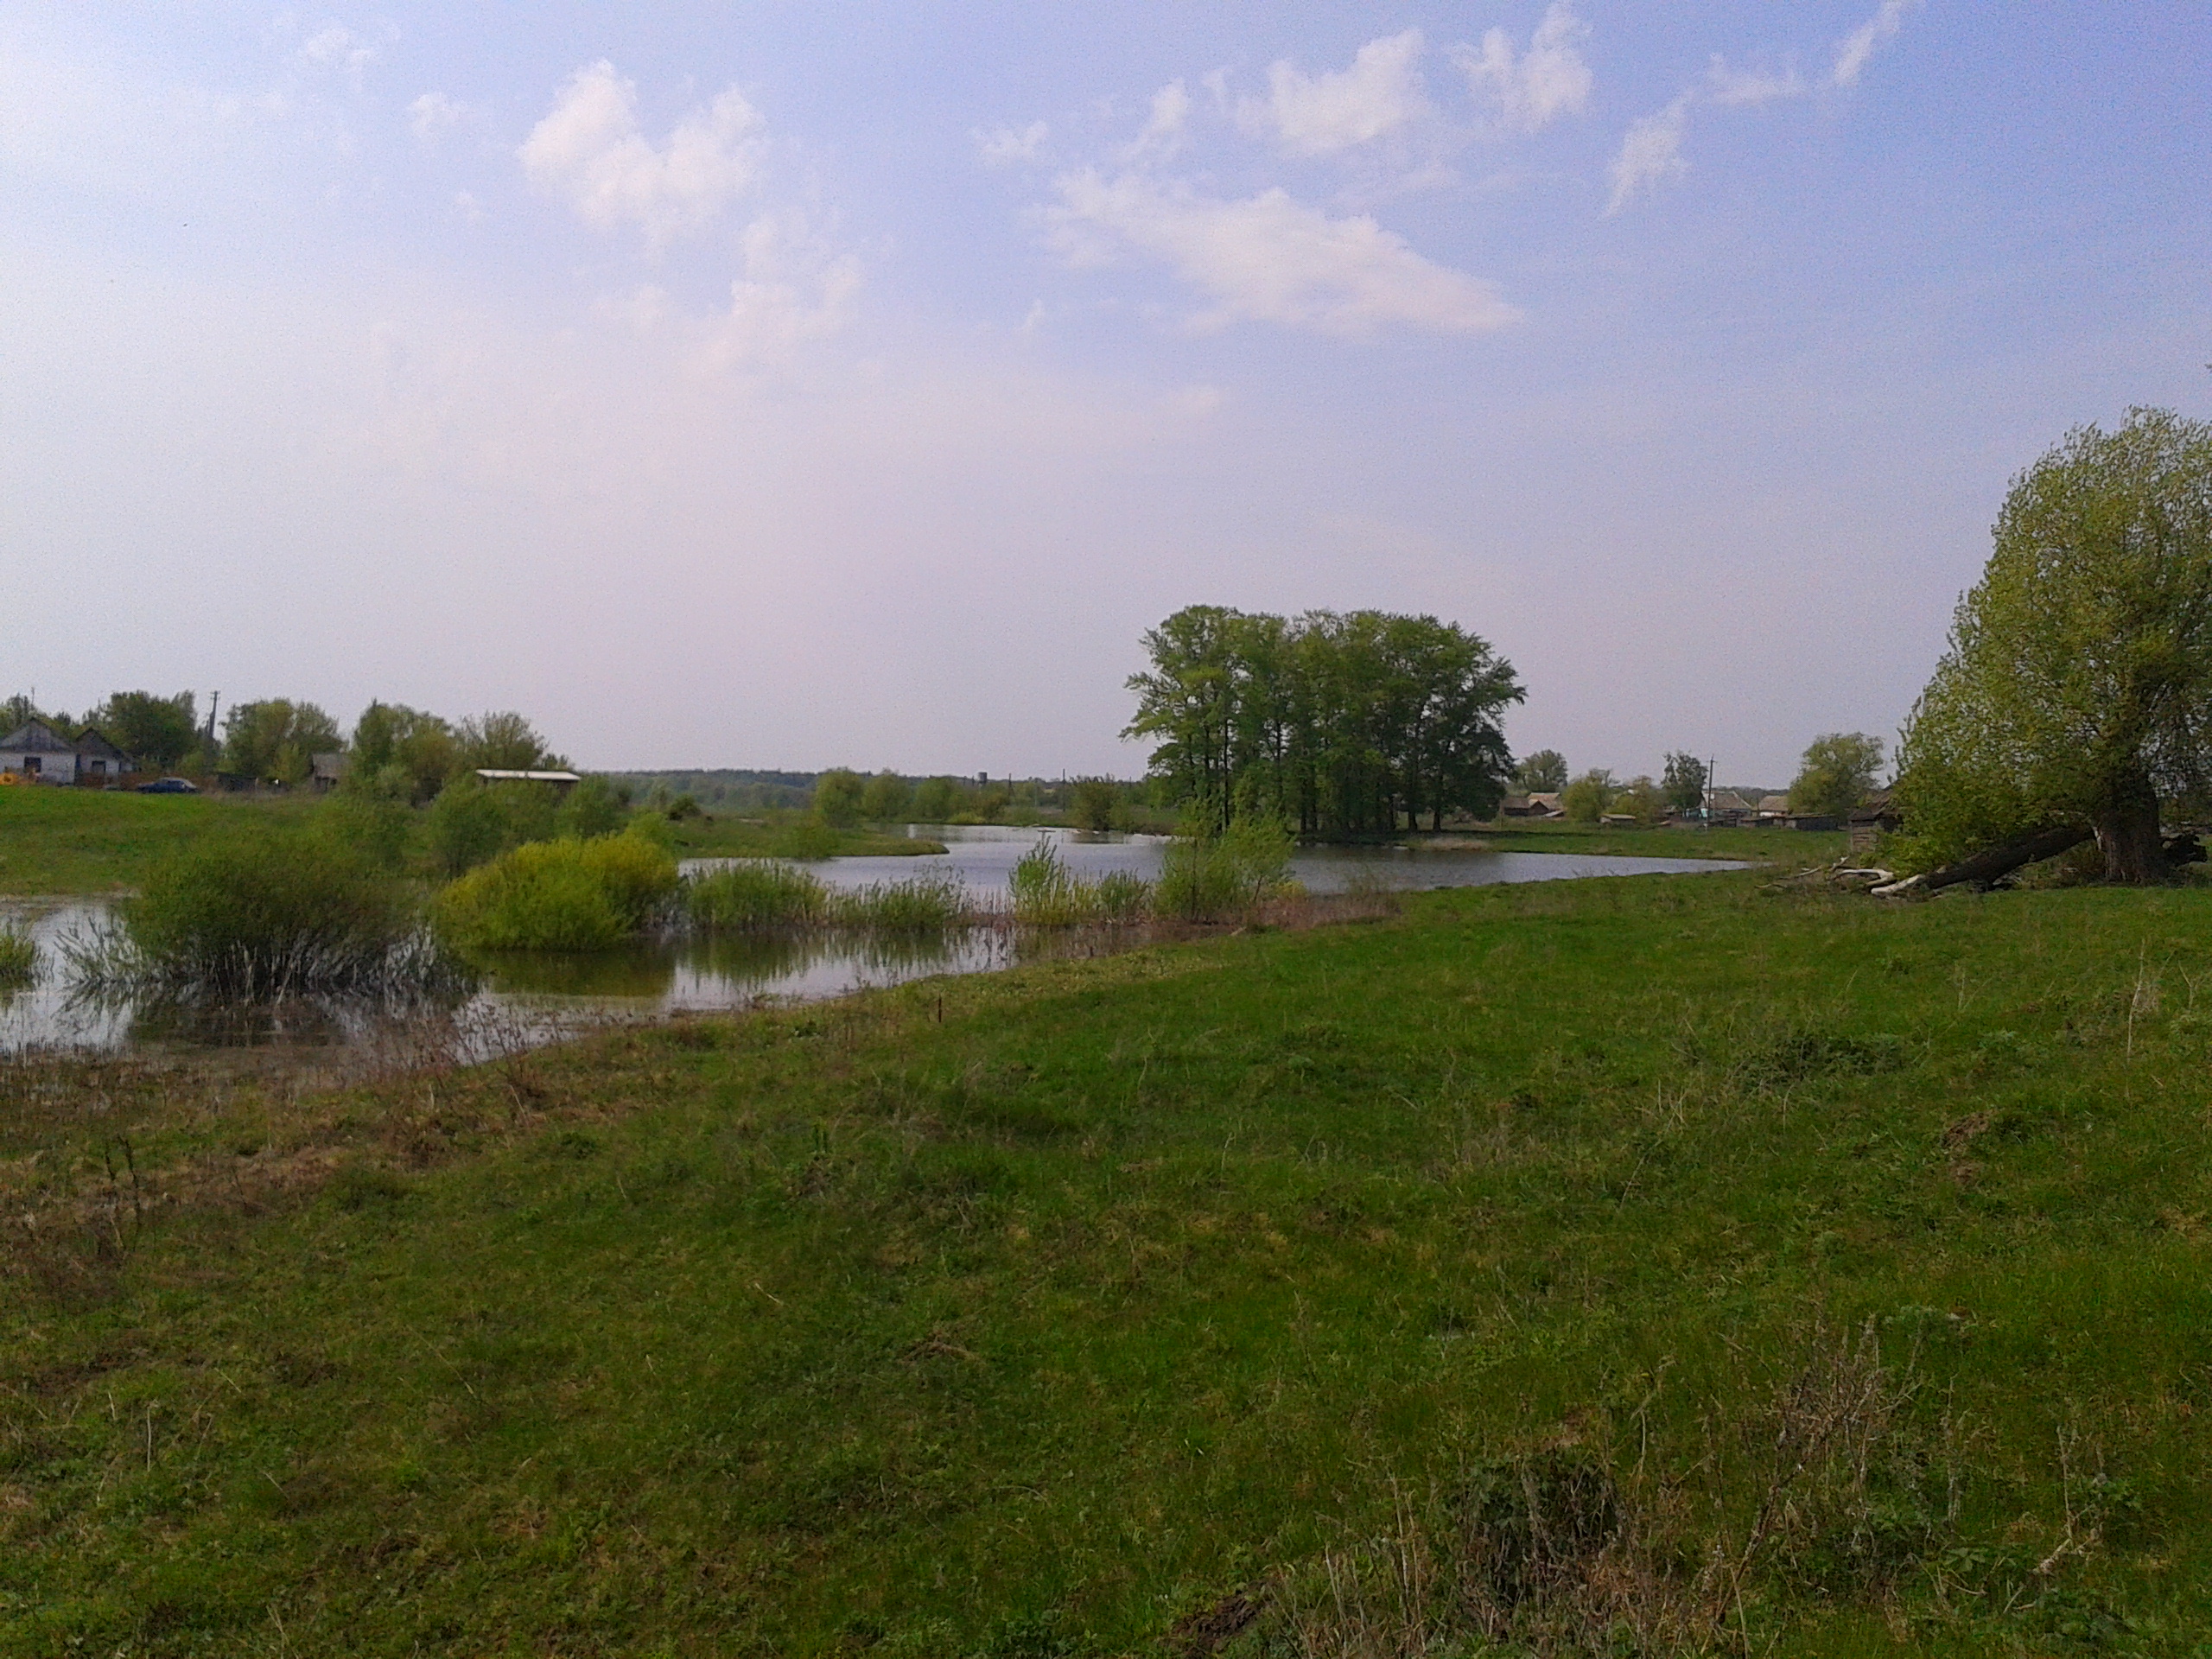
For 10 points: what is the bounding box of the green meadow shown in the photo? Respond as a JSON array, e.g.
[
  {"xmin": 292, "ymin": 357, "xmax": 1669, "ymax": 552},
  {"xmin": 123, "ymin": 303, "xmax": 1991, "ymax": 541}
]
[
  {"xmin": 0, "ymin": 787, "xmax": 321, "ymax": 896},
  {"xmin": 6, "ymin": 870, "xmax": 2210, "ymax": 1654}
]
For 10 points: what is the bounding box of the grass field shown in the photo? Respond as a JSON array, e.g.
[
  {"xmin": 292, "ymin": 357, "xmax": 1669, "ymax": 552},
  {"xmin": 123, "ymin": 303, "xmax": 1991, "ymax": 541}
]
[
  {"xmin": 0, "ymin": 786, "xmax": 318, "ymax": 895},
  {"xmin": 1420, "ymin": 817, "xmax": 1854, "ymax": 865},
  {"xmin": 5, "ymin": 870, "xmax": 2210, "ymax": 1654}
]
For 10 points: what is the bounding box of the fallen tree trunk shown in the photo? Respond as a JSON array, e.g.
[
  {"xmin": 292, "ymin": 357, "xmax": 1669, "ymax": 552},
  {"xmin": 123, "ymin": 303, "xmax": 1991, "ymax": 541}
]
[{"xmin": 1869, "ymin": 823, "xmax": 2094, "ymax": 898}]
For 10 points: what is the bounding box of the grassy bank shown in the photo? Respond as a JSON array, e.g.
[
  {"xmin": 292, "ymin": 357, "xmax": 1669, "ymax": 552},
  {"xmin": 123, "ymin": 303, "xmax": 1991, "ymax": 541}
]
[
  {"xmin": 0, "ymin": 788, "xmax": 320, "ymax": 896},
  {"xmin": 6, "ymin": 872, "xmax": 2211, "ymax": 1653},
  {"xmin": 670, "ymin": 813, "xmax": 946, "ymax": 861},
  {"xmin": 1440, "ymin": 817, "xmax": 1853, "ymax": 864}
]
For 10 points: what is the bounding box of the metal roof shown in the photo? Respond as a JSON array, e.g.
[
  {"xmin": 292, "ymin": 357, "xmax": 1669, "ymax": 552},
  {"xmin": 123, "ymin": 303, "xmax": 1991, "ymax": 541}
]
[
  {"xmin": 0, "ymin": 721, "xmax": 76, "ymax": 753},
  {"xmin": 474, "ymin": 769, "xmax": 583, "ymax": 784}
]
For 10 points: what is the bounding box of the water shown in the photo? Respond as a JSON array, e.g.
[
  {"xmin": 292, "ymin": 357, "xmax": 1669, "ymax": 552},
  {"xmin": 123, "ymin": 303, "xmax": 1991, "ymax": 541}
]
[{"xmin": 0, "ymin": 830, "xmax": 1743, "ymax": 1060}]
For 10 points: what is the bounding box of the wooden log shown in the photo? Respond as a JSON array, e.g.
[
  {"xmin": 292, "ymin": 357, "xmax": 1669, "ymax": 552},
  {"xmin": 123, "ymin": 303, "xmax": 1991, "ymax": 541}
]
[{"xmin": 1869, "ymin": 823, "xmax": 2093, "ymax": 898}]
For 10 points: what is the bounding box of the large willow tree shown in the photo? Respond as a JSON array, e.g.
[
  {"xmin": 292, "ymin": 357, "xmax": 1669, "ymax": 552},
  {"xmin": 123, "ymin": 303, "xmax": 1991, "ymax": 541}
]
[
  {"xmin": 1125, "ymin": 607, "xmax": 1522, "ymax": 836},
  {"xmin": 1893, "ymin": 408, "xmax": 2212, "ymax": 883}
]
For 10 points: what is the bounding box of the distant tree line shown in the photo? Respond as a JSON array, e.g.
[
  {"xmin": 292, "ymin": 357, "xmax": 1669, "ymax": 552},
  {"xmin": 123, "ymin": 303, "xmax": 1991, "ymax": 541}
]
[{"xmin": 1125, "ymin": 607, "xmax": 1524, "ymax": 836}]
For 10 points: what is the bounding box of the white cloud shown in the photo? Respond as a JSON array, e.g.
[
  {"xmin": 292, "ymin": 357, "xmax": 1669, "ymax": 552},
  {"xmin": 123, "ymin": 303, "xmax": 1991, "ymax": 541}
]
[
  {"xmin": 1120, "ymin": 80, "xmax": 1192, "ymax": 163},
  {"xmin": 1238, "ymin": 30, "xmax": 1428, "ymax": 156},
  {"xmin": 298, "ymin": 23, "xmax": 382, "ymax": 79},
  {"xmin": 407, "ymin": 90, "xmax": 475, "ymax": 143},
  {"xmin": 1605, "ymin": 93, "xmax": 1691, "ymax": 213},
  {"xmin": 1833, "ymin": 0, "xmax": 1915, "ymax": 88},
  {"xmin": 1705, "ymin": 56, "xmax": 1806, "ymax": 106},
  {"xmin": 706, "ymin": 217, "xmax": 863, "ymax": 372},
  {"xmin": 976, "ymin": 120, "xmax": 1049, "ymax": 166},
  {"xmin": 1048, "ymin": 168, "xmax": 1515, "ymax": 336},
  {"xmin": 1456, "ymin": 3, "xmax": 1592, "ymax": 132},
  {"xmin": 518, "ymin": 61, "xmax": 764, "ymax": 245}
]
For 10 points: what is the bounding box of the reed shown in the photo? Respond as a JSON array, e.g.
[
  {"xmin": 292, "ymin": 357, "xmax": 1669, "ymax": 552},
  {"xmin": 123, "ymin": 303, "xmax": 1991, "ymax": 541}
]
[
  {"xmin": 0, "ymin": 925, "xmax": 38, "ymax": 989},
  {"xmin": 1155, "ymin": 816, "xmax": 1292, "ymax": 922},
  {"xmin": 826, "ymin": 870, "xmax": 968, "ymax": 931},
  {"xmin": 1007, "ymin": 839, "xmax": 1100, "ymax": 925},
  {"xmin": 684, "ymin": 861, "xmax": 832, "ymax": 931}
]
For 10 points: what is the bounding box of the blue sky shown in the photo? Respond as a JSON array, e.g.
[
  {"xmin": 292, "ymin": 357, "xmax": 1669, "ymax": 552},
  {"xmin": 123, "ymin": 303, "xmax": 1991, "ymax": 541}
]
[{"xmin": 3, "ymin": 3, "xmax": 2207, "ymax": 781}]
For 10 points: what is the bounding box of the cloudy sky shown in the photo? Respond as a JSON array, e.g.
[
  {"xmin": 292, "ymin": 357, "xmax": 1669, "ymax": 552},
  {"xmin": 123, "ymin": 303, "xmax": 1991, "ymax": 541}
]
[{"xmin": 3, "ymin": 4, "xmax": 2207, "ymax": 781}]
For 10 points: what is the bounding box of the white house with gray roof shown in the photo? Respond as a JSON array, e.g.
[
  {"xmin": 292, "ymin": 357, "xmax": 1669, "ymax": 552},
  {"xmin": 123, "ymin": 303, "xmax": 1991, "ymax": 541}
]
[{"xmin": 0, "ymin": 721, "xmax": 135, "ymax": 783}]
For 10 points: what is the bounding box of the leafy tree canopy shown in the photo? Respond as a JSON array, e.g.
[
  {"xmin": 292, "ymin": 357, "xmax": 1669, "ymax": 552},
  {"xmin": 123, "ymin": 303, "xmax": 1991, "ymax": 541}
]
[
  {"xmin": 1560, "ymin": 768, "xmax": 1615, "ymax": 824},
  {"xmin": 1516, "ymin": 749, "xmax": 1567, "ymax": 793},
  {"xmin": 1788, "ymin": 733, "xmax": 1884, "ymax": 818},
  {"xmin": 89, "ymin": 691, "xmax": 198, "ymax": 769},
  {"xmin": 1892, "ymin": 408, "xmax": 2212, "ymax": 881},
  {"xmin": 1661, "ymin": 752, "xmax": 1708, "ymax": 812},
  {"xmin": 222, "ymin": 700, "xmax": 342, "ymax": 785}
]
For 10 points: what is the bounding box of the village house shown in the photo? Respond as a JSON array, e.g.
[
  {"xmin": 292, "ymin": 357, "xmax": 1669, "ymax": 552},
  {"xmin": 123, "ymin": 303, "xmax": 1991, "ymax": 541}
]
[
  {"xmin": 0, "ymin": 720, "xmax": 135, "ymax": 784},
  {"xmin": 474, "ymin": 768, "xmax": 583, "ymax": 796},
  {"xmin": 1499, "ymin": 791, "xmax": 1563, "ymax": 819}
]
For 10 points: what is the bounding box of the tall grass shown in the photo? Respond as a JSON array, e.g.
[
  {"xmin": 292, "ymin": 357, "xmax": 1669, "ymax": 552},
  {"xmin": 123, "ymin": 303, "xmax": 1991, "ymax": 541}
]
[
  {"xmin": 435, "ymin": 830, "xmax": 679, "ymax": 953},
  {"xmin": 1007, "ymin": 838, "xmax": 1156, "ymax": 925},
  {"xmin": 67, "ymin": 828, "xmax": 434, "ymax": 997},
  {"xmin": 828, "ymin": 870, "xmax": 967, "ymax": 931},
  {"xmin": 0, "ymin": 925, "xmax": 36, "ymax": 990},
  {"xmin": 685, "ymin": 861, "xmax": 831, "ymax": 931}
]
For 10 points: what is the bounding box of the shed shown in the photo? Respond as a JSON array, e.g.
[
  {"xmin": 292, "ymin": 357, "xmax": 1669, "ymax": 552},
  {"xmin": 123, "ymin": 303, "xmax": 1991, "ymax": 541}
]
[
  {"xmin": 1847, "ymin": 790, "xmax": 1902, "ymax": 855},
  {"xmin": 1500, "ymin": 791, "xmax": 1563, "ymax": 819},
  {"xmin": 73, "ymin": 728, "xmax": 133, "ymax": 782},
  {"xmin": 1, "ymin": 720, "xmax": 84, "ymax": 782},
  {"xmin": 474, "ymin": 768, "xmax": 582, "ymax": 796},
  {"xmin": 310, "ymin": 752, "xmax": 348, "ymax": 791},
  {"xmin": 1755, "ymin": 793, "xmax": 1791, "ymax": 823},
  {"xmin": 1703, "ymin": 790, "xmax": 1756, "ymax": 824}
]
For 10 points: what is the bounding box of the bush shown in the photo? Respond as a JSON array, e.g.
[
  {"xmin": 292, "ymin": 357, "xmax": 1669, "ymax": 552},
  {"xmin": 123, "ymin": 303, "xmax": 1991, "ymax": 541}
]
[
  {"xmin": 1069, "ymin": 779, "xmax": 1119, "ymax": 833},
  {"xmin": 555, "ymin": 776, "xmax": 630, "ymax": 839},
  {"xmin": 102, "ymin": 829, "xmax": 418, "ymax": 995},
  {"xmin": 766, "ymin": 817, "xmax": 839, "ymax": 860},
  {"xmin": 426, "ymin": 779, "xmax": 558, "ymax": 876},
  {"xmin": 1093, "ymin": 870, "xmax": 1154, "ymax": 923},
  {"xmin": 0, "ymin": 925, "xmax": 36, "ymax": 989},
  {"xmin": 315, "ymin": 784, "xmax": 413, "ymax": 872},
  {"xmin": 686, "ymin": 861, "xmax": 830, "ymax": 931},
  {"xmin": 1560, "ymin": 769, "xmax": 1615, "ymax": 824},
  {"xmin": 861, "ymin": 771, "xmax": 912, "ymax": 823},
  {"xmin": 1156, "ymin": 816, "xmax": 1291, "ymax": 922},
  {"xmin": 435, "ymin": 830, "xmax": 679, "ymax": 953}
]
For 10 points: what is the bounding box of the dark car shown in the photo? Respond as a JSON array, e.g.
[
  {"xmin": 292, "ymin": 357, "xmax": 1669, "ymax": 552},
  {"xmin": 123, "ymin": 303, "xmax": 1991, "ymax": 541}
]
[{"xmin": 136, "ymin": 778, "xmax": 200, "ymax": 794}]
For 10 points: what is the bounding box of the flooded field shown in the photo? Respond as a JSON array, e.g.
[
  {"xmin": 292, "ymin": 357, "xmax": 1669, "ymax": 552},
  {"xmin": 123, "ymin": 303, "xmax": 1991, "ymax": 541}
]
[{"xmin": 0, "ymin": 828, "xmax": 1744, "ymax": 1063}]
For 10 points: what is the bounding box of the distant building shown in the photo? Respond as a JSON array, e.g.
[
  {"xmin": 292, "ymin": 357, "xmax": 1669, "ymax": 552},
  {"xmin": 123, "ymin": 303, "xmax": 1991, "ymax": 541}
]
[
  {"xmin": 1501, "ymin": 791, "xmax": 1564, "ymax": 819},
  {"xmin": 309, "ymin": 753, "xmax": 348, "ymax": 791},
  {"xmin": 1847, "ymin": 790, "xmax": 1903, "ymax": 855},
  {"xmin": 0, "ymin": 721, "xmax": 135, "ymax": 784},
  {"xmin": 1702, "ymin": 790, "xmax": 1757, "ymax": 825},
  {"xmin": 474, "ymin": 768, "xmax": 582, "ymax": 795},
  {"xmin": 1755, "ymin": 793, "xmax": 1791, "ymax": 823}
]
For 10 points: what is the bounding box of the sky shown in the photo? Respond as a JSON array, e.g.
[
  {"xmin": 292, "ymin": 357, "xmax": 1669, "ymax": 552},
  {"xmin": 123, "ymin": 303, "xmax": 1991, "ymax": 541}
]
[{"xmin": 3, "ymin": 3, "xmax": 2208, "ymax": 783}]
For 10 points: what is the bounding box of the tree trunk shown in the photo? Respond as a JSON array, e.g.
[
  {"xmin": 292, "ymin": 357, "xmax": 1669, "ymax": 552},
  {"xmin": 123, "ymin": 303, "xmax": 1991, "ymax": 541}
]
[
  {"xmin": 2095, "ymin": 784, "xmax": 2168, "ymax": 884},
  {"xmin": 1869, "ymin": 823, "xmax": 2093, "ymax": 897}
]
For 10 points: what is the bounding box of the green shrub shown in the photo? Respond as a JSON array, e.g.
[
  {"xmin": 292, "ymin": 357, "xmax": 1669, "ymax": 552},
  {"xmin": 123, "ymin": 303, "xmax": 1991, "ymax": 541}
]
[
  {"xmin": 813, "ymin": 769, "xmax": 866, "ymax": 828},
  {"xmin": 687, "ymin": 861, "xmax": 831, "ymax": 931},
  {"xmin": 1156, "ymin": 816, "xmax": 1291, "ymax": 922},
  {"xmin": 435, "ymin": 830, "xmax": 679, "ymax": 953},
  {"xmin": 103, "ymin": 828, "xmax": 418, "ymax": 995},
  {"xmin": 425, "ymin": 779, "xmax": 559, "ymax": 875},
  {"xmin": 0, "ymin": 925, "xmax": 36, "ymax": 989},
  {"xmin": 315, "ymin": 785, "xmax": 413, "ymax": 872},
  {"xmin": 555, "ymin": 776, "xmax": 630, "ymax": 839}
]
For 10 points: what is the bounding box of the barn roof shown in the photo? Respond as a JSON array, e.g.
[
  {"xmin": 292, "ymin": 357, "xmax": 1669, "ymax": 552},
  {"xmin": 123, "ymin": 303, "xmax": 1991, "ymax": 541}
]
[
  {"xmin": 73, "ymin": 728, "xmax": 126, "ymax": 760},
  {"xmin": 0, "ymin": 720, "xmax": 75, "ymax": 753}
]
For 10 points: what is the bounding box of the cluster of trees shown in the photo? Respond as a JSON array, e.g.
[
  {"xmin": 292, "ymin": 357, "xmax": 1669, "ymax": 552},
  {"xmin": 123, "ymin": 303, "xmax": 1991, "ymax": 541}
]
[
  {"xmin": 1, "ymin": 690, "xmax": 564, "ymax": 795},
  {"xmin": 1511, "ymin": 749, "xmax": 1714, "ymax": 824},
  {"xmin": 1125, "ymin": 607, "xmax": 1523, "ymax": 836}
]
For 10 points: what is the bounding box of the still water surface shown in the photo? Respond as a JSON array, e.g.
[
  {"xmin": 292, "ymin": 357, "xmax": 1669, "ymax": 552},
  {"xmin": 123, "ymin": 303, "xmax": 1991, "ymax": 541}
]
[{"xmin": 0, "ymin": 826, "xmax": 1743, "ymax": 1058}]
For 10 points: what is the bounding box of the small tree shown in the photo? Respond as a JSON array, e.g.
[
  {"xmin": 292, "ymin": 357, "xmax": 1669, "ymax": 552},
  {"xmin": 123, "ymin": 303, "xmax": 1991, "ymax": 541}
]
[
  {"xmin": 1789, "ymin": 733, "xmax": 1885, "ymax": 818},
  {"xmin": 1661, "ymin": 752, "xmax": 1708, "ymax": 814},
  {"xmin": 1616, "ymin": 775, "xmax": 1663, "ymax": 826},
  {"xmin": 860, "ymin": 771, "xmax": 912, "ymax": 823},
  {"xmin": 1515, "ymin": 749, "xmax": 1567, "ymax": 792},
  {"xmin": 1560, "ymin": 768, "xmax": 1615, "ymax": 824},
  {"xmin": 1069, "ymin": 777, "xmax": 1120, "ymax": 832},
  {"xmin": 812, "ymin": 769, "xmax": 867, "ymax": 828},
  {"xmin": 457, "ymin": 711, "xmax": 563, "ymax": 772}
]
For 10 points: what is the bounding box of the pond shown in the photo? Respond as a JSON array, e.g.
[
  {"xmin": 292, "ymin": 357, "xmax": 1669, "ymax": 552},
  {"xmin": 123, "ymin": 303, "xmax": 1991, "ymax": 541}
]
[{"xmin": 0, "ymin": 829, "xmax": 1744, "ymax": 1061}]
